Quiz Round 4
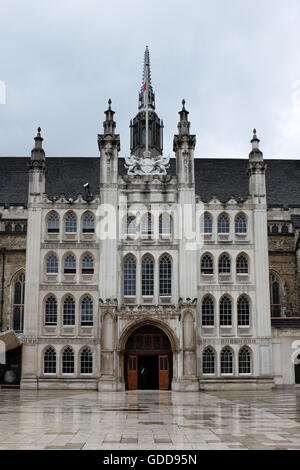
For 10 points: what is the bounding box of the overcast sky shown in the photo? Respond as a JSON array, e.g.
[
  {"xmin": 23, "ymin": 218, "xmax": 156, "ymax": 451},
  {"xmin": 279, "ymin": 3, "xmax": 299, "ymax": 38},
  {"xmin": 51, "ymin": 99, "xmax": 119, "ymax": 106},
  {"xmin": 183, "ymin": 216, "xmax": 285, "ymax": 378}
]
[{"xmin": 0, "ymin": 0, "xmax": 300, "ymax": 159}]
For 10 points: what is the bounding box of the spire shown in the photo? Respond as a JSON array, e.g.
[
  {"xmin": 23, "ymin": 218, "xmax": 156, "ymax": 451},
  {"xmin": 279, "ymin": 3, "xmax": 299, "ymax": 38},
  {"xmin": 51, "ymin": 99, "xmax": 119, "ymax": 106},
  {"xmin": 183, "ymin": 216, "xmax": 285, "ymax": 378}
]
[
  {"xmin": 177, "ymin": 99, "xmax": 191, "ymax": 136},
  {"xmin": 103, "ymin": 98, "xmax": 116, "ymax": 135},
  {"xmin": 139, "ymin": 46, "xmax": 155, "ymax": 110},
  {"xmin": 31, "ymin": 127, "xmax": 45, "ymax": 161},
  {"xmin": 142, "ymin": 45, "xmax": 151, "ymax": 89}
]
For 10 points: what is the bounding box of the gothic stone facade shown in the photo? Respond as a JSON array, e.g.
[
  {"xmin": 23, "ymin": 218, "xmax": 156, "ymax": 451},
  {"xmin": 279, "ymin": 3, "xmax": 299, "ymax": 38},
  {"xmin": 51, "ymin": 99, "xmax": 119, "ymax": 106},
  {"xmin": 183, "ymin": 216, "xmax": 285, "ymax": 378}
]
[{"xmin": 1, "ymin": 52, "xmax": 300, "ymax": 391}]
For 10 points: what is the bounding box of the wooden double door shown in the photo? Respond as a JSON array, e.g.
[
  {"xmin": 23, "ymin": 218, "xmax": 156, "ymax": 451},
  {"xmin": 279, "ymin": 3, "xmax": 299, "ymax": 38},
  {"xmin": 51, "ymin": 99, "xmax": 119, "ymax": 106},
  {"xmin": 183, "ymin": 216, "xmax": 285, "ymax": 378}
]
[{"xmin": 127, "ymin": 354, "xmax": 170, "ymax": 390}]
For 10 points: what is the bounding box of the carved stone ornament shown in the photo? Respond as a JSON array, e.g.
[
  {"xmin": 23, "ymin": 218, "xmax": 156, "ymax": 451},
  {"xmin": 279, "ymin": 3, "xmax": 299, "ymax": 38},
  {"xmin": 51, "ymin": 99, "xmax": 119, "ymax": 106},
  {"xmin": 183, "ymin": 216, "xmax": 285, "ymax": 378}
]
[{"xmin": 125, "ymin": 150, "xmax": 170, "ymax": 176}]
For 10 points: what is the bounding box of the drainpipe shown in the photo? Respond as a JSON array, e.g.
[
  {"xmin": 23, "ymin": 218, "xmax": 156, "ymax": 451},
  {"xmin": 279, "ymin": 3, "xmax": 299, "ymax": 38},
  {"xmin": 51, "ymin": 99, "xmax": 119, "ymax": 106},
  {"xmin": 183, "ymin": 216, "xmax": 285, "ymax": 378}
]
[{"xmin": 0, "ymin": 248, "xmax": 6, "ymax": 332}]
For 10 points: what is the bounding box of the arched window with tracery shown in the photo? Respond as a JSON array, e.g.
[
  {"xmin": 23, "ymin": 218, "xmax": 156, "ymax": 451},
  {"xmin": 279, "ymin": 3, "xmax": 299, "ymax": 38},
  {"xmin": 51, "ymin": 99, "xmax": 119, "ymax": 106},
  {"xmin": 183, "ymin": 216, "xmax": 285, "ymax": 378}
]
[
  {"xmin": 62, "ymin": 347, "xmax": 74, "ymax": 374},
  {"xmin": 221, "ymin": 347, "xmax": 233, "ymax": 374},
  {"xmin": 202, "ymin": 296, "xmax": 214, "ymax": 326},
  {"xmin": 159, "ymin": 214, "xmax": 171, "ymax": 236},
  {"xmin": 80, "ymin": 348, "xmax": 93, "ymax": 374},
  {"xmin": 45, "ymin": 296, "xmax": 57, "ymax": 326},
  {"xmin": 142, "ymin": 255, "xmax": 154, "ymax": 296},
  {"xmin": 46, "ymin": 254, "xmax": 58, "ymax": 274},
  {"xmin": 201, "ymin": 254, "xmax": 213, "ymax": 275},
  {"xmin": 270, "ymin": 272, "xmax": 281, "ymax": 316},
  {"xmin": 124, "ymin": 255, "xmax": 136, "ymax": 296},
  {"xmin": 202, "ymin": 347, "xmax": 215, "ymax": 374},
  {"xmin": 65, "ymin": 212, "xmax": 77, "ymax": 233},
  {"xmin": 125, "ymin": 216, "xmax": 136, "ymax": 235},
  {"xmin": 159, "ymin": 255, "xmax": 172, "ymax": 296},
  {"xmin": 220, "ymin": 295, "xmax": 232, "ymax": 326},
  {"xmin": 64, "ymin": 254, "xmax": 76, "ymax": 274},
  {"xmin": 63, "ymin": 296, "xmax": 75, "ymax": 326},
  {"xmin": 81, "ymin": 296, "xmax": 93, "ymax": 326},
  {"xmin": 235, "ymin": 214, "xmax": 247, "ymax": 234},
  {"xmin": 201, "ymin": 213, "xmax": 212, "ymax": 234},
  {"xmin": 219, "ymin": 254, "xmax": 231, "ymax": 274},
  {"xmin": 44, "ymin": 347, "xmax": 56, "ymax": 374},
  {"xmin": 237, "ymin": 295, "xmax": 250, "ymax": 326},
  {"xmin": 81, "ymin": 254, "xmax": 94, "ymax": 274},
  {"xmin": 236, "ymin": 254, "xmax": 248, "ymax": 274},
  {"xmin": 12, "ymin": 272, "xmax": 25, "ymax": 332},
  {"xmin": 82, "ymin": 213, "xmax": 95, "ymax": 233},
  {"xmin": 218, "ymin": 214, "xmax": 229, "ymax": 234},
  {"xmin": 239, "ymin": 347, "xmax": 251, "ymax": 374},
  {"xmin": 141, "ymin": 213, "xmax": 153, "ymax": 236},
  {"xmin": 47, "ymin": 212, "xmax": 59, "ymax": 233}
]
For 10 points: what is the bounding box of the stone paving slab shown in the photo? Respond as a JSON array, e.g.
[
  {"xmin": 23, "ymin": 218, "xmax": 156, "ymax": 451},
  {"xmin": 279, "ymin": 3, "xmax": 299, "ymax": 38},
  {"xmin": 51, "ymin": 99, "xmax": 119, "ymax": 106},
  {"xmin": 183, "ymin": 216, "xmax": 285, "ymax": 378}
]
[{"xmin": 0, "ymin": 389, "xmax": 300, "ymax": 450}]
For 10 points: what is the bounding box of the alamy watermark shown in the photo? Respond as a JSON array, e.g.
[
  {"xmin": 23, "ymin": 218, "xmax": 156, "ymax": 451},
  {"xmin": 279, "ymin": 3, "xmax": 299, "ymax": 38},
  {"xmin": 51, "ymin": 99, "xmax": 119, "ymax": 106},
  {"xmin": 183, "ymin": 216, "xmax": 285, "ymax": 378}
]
[{"xmin": 95, "ymin": 200, "xmax": 206, "ymax": 251}]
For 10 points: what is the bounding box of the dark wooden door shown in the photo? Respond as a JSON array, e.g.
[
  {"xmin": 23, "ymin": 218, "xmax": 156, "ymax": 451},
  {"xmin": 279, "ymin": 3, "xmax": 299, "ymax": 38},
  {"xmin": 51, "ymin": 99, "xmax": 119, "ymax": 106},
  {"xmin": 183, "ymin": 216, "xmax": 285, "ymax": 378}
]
[
  {"xmin": 159, "ymin": 355, "xmax": 169, "ymax": 390},
  {"xmin": 127, "ymin": 355, "xmax": 138, "ymax": 390}
]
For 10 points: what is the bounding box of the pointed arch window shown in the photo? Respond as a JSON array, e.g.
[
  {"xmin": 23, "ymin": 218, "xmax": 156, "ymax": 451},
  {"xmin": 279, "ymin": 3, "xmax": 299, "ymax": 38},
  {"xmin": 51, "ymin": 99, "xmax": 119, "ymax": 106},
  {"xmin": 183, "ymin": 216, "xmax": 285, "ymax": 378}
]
[
  {"xmin": 81, "ymin": 296, "xmax": 93, "ymax": 326},
  {"xmin": 65, "ymin": 213, "xmax": 77, "ymax": 233},
  {"xmin": 201, "ymin": 254, "xmax": 213, "ymax": 275},
  {"xmin": 63, "ymin": 296, "xmax": 75, "ymax": 326},
  {"xmin": 236, "ymin": 255, "xmax": 248, "ymax": 274},
  {"xmin": 46, "ymin": 254, "xmax": 58, "ymax": 274},
  {"xmin": 142, "ymin": 256, "xmax": 154, "ymax": 296},
  {"xmin": 218, "ymin": 214, "xmax": 229, "ymax": 234},
  {"xmin": 235, "ymin": 214, "xmax": 247, "ymax": 234},
  {"xmin": 270, "ymin": 273, "xmax": 281, "ymax": 316},
  {"xmin": 47, "ymin": 213, "xmax": 59, "ymax": 233},
  {"xmin": 220, "ymin": 295, "xmax": 232, "ymax": 326},
  {"xmin": 82, "ymin": 213, "xmax": 95, "ymax": 233},
  {"xmin": 12, "ymin": 273, "xmax": 25, "ymax": 332},
  {"xmin": 159, "ymin": 255, "xmax": 172, "ymax": 296},
  {"xmin": 82, "ymin": 254, "xmax": 94, "ymax": 275},
  {"xmin": 201, "ymin": 214, "xmax": 212, "ymax": 234},
  {"xmin": 141, "ymin": 213, "xmax": 153, "ymax": 236},
  {"xmin": 64, "ymin": 254, "xmax": 76, "ymax": 274},
  {"xmin": 237, "ymin": 296, "xmax": 250, "ymax": 326},
  {"xmin": 239, "ymin": 347, "xmax": 251, "ymax": 374},
  {"xmin": 202, "ymin": 347, "xmax": 215, "ymax": 374},
  {"xmin": 80, "ymin": 348, "xmax": 93, "ymax": 374},
  {"xmin": 221, "ymin": 347, "xmax": 233, "ymax": 374},
  {"xmin": 125, "ymin": 216, "xmax": 136, "ymax": 235},
  {"xmin": 219, "ymin": 254, "xmax": 231, "ymax": 274},
  {"xmin": 202, "ymin": 296, "xmax": 214, "ymax": 326},
  {"xmin": 44, "ymin": 347, "xmax": 56, "ymax": 374},
  {"xmin": 45, "ymin": 296, "xmax": 57, "ymax": 326},
  {"xmin": 62, "ymin": 347, "xmax": 74, "ymax": 374},
  {"xmin": 159, "ymin": 214, "xmax": 171, "ymax": 236},
  {"xmin": 124, "ymin": 256, "xmax": 136, "ymax": 296}
]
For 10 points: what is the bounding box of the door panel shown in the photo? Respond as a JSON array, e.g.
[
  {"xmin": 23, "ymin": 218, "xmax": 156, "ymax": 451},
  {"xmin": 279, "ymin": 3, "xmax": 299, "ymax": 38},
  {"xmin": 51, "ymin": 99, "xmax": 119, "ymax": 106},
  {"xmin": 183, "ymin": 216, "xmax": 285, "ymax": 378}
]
[
  {"xmin": 159, "ymin": 355, "xmax": 169, "ymax": 390},
  {"xmin": 127, "ymin": 355, "xmax": 138, "ymax": 390}
]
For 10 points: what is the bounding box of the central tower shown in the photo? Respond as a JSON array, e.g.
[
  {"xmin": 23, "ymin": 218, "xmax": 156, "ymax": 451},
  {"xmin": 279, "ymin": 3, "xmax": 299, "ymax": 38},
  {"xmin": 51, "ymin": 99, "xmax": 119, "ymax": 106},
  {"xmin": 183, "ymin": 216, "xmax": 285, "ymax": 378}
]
[{"xmin": 130, "ymin": 46, "xmax": 163, "ymax": 158}]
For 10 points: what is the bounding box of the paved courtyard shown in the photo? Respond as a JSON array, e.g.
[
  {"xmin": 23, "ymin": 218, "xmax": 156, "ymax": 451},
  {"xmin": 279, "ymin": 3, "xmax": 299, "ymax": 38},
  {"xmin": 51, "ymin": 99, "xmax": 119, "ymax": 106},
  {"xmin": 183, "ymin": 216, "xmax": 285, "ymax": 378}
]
[{"xmin": 0, "ymin": 388, "xmax": 300, "ymax": 450}]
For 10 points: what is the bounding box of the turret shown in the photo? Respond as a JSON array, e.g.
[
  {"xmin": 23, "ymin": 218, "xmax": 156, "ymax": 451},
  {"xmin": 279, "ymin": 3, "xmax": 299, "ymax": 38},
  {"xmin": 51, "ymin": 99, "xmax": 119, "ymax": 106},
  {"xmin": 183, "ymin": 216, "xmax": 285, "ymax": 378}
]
[
  {"xmin": 247, "ymin": 129, "xmax": 267, "ymax": 199},
  {"xmin": 173, "ymin": 100, "xmax": 196, "ymax": 186},
  {"xmin": 98, "ymin": 99, "xmax": 120, "ymax": 186},
  {"xmin": 28, "ymin": 127, "xmax": 46, "ymax": 198}
]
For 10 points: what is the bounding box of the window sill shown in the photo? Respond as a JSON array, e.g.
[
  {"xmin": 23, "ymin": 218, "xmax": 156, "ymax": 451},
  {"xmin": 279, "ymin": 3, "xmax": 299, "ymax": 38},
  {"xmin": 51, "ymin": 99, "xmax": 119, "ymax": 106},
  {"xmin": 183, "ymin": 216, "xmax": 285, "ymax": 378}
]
[
  {"xmin": 238, "ymin": 325, "xmax": 251, "ymax": 329},
  {"xmin": 202, "ymin": 325, "xmax": 215, "ymax": 329},
  {"xmin": 43, "ymin": 373, "xmax": 57, "ymax": 376},
  {"xmin": 220, "ymin": 325, "xmax": 232, "ymax": 328}
]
